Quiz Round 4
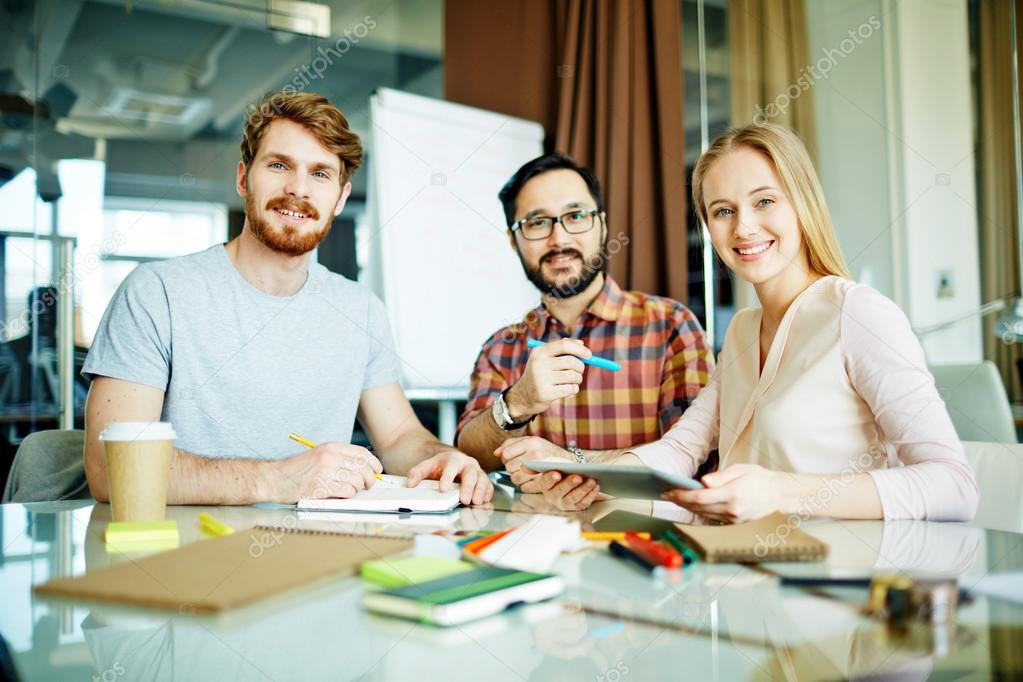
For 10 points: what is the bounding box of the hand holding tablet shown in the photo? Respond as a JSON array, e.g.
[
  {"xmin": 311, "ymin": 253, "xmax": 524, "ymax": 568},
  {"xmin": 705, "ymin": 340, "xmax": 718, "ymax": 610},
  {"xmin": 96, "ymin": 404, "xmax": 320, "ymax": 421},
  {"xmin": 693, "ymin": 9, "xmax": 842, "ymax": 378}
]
[{"xmin": 520, "ymin": 461, "xmax": 704, "ymax": 500}]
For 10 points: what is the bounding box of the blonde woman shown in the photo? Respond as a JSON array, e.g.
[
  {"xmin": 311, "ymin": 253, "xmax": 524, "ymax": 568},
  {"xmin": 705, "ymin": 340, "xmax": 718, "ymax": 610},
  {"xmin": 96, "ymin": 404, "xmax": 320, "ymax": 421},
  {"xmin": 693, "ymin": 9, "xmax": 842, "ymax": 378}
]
[{"xmin": 509, "ymin": 124, "xmax": 978, "ymax": 522}]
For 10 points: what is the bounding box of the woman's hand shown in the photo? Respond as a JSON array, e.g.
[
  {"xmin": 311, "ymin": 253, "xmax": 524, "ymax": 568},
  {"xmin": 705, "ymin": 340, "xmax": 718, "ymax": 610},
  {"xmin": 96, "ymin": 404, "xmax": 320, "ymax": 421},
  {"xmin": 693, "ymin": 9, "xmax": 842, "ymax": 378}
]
[{"xmin": 660, "ymin": 464, "xmax": 792, "ymax": 523}]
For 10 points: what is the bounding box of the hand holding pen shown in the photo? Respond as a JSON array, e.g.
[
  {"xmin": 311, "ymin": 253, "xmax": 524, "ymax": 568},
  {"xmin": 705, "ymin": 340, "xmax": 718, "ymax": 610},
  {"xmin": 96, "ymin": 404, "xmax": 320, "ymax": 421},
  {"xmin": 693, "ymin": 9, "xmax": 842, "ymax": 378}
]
[
  {"xmin": 504, "ymin": 338, "xmax": 620, "ymax": 422},
  {"xmin": 254, "ymin": 433, "xmax": 384, "ymax": 503}
]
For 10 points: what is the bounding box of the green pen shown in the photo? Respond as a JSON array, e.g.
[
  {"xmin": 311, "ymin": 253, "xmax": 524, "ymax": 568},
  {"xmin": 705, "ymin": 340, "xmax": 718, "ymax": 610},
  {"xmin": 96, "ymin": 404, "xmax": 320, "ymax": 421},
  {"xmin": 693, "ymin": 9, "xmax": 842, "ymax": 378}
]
[{"xmin": 661, "ymin": 529, "xmax": 699, "ymax": 566}]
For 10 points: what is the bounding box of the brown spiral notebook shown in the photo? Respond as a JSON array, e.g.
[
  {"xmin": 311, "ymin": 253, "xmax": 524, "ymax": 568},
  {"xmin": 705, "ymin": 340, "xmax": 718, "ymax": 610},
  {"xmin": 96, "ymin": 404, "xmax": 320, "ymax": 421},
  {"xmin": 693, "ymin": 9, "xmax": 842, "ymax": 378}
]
[
  {"xmin": 34, "ymin": 526, "xmax": 412, "ymax": 614},
  {"xmin": 673, "ymin": 513, "xmax": 829, "ymax": 563}
]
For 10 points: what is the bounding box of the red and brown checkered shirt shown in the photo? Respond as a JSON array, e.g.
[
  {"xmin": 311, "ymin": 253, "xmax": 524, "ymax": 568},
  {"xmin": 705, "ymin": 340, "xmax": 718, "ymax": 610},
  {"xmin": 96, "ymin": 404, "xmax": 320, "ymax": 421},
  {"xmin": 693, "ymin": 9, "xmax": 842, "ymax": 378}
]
[{"xmin": 456, "ymin": 276, "xmax": 714, "ymax": 450}]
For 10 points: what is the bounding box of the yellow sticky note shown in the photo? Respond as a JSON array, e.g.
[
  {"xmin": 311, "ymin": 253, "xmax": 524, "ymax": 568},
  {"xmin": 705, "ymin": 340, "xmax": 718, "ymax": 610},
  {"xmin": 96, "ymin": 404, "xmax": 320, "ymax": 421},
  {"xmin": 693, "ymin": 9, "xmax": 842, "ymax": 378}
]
[
  {"xmin": 105, "ymin": 520, "xmax": 179, "ymax": 543},
  {"xmin": 105, "ymin": 520, "xmax": 180, "ymax": 555}
]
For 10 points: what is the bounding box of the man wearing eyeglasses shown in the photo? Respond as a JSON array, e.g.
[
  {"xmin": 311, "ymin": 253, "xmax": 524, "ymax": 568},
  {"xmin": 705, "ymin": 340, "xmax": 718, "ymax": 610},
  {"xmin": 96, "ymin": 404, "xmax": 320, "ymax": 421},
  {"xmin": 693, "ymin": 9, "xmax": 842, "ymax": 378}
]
[{"xmin": 456, "ymin": 154, "xmax": 714, "ymax": 499}]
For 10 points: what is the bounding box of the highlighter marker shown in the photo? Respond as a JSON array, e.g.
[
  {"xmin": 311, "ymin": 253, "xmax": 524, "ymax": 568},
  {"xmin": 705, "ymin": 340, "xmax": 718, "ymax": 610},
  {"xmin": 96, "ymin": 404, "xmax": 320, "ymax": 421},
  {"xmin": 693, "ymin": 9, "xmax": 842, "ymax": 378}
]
[
  {"xmin": 526, "ymin": 339, "xmax": 620, "ymax": 372},
  {"xmin": 609, "ymin": 540, "xmax": 659, "ymax": 574},
  {"xmin": 624, "ymin": 532, "xmax": 682, "ymax": 568}
]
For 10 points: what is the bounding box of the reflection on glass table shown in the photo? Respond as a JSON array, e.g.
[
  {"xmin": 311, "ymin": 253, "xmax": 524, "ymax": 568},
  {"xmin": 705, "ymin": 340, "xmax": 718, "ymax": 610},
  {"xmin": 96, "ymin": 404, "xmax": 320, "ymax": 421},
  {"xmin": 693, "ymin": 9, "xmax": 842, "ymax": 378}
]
[{"xmin": 0, "ymin": 499, "xmax": 1021, "ymax": 682}]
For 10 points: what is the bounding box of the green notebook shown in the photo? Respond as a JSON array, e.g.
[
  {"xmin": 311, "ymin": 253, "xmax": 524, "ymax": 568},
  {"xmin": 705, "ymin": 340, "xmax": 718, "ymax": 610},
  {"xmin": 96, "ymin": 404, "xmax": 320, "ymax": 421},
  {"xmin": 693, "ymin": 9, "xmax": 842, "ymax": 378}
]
[
  {"xmin": 361, "ymin": 556, "xmax": 474, "ymax": 589},
  {"xmin": 362, "ymin": 566, "xmax": 564, "ymax": 626}
]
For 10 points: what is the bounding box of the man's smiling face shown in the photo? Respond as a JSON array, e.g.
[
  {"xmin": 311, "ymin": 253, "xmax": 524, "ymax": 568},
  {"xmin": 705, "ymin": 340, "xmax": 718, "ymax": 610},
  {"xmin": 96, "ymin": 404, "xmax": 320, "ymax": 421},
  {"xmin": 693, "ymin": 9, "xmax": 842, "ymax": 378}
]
[{"xmin": 238, "ymin": 118, "xmax": 350, "ymax": 256}]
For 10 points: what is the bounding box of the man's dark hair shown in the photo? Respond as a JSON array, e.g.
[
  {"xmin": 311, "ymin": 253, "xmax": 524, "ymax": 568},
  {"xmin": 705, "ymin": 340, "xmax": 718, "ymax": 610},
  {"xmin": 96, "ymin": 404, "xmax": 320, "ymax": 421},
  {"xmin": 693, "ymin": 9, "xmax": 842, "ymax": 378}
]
[{"xmin": 498, "ymin": 153, "xmax": 604, "ymax": 228}]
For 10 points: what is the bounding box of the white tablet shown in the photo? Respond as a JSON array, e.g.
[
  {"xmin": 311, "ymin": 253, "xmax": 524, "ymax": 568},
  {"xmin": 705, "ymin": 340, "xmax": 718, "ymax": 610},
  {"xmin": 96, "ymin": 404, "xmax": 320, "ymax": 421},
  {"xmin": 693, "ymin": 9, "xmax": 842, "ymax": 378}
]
[{"xmin": 520, "ymin": 462, "xmax": 704, "ymax": 500}]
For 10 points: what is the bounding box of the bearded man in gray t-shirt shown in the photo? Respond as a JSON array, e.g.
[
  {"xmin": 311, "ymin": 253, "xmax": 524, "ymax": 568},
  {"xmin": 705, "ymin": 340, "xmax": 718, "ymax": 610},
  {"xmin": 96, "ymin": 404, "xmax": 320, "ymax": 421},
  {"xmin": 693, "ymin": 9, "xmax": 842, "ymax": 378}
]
[{"xmin": 82, "ymin": 90, "xmax": 493, "ymax": 507}]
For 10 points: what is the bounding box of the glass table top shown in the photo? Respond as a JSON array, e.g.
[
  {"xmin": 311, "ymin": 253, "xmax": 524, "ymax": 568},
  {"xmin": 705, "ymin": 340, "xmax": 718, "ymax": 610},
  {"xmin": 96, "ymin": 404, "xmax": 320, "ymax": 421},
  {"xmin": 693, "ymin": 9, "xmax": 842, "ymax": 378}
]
[{"xmin": 1, "ymin": 486, "xmax": 1021, "ymax": 681}]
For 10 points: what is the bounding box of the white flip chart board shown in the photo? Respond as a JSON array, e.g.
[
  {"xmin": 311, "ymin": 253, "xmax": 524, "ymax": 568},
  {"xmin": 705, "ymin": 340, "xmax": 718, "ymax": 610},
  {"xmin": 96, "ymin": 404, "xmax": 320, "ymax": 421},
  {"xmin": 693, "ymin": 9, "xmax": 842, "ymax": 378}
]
[{"xmin": 367, "ymin": 88, "xmax": 544, "ymax": 390}]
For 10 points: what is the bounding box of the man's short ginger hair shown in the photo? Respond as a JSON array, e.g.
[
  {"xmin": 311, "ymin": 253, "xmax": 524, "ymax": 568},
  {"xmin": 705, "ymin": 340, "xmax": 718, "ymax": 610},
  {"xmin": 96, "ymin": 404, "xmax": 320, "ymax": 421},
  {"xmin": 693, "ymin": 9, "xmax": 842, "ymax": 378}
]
[{"xmin": 241, "ymin": 90, "xmax": 363, "ymax": 184}]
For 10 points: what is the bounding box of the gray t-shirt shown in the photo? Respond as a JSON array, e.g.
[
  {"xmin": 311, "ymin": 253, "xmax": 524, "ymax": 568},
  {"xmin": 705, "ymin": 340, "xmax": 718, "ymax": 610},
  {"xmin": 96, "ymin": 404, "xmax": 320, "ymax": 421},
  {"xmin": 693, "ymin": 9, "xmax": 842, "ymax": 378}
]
[{"xmin": 83, "ymin": 245, "xmax": 400, "ymax": 459}]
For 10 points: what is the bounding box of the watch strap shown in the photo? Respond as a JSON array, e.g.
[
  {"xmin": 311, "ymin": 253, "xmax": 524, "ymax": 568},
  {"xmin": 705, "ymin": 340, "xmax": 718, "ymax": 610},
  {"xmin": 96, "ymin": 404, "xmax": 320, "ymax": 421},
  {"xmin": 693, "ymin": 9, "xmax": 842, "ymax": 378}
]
[{"xmin": 495, "ymin": 388, "xmax": 535, "ymax": 431}]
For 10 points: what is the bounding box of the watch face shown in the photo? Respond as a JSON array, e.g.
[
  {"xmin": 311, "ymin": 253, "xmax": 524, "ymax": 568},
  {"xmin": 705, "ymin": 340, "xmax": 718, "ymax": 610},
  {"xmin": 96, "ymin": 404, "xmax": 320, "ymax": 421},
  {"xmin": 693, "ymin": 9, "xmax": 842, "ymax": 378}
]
[
  {"xmin": 492, "ymin": 395, "xmax": 510, "ymax": 428},
  {"xmin": 493, "ymin": 392, "xmax": 532, "ymax": 431}
]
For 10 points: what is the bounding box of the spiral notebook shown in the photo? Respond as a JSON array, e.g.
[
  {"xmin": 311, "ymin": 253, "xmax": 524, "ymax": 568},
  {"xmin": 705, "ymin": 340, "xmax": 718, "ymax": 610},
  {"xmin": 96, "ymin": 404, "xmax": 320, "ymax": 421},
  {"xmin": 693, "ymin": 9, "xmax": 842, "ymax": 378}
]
[
  {"xmin": 673, "ymin": 513, "xmax": 829, "ymax": 563},
  {"xmin": 34, "ymin": 526, "xmax": 412, "ymax": 614}
]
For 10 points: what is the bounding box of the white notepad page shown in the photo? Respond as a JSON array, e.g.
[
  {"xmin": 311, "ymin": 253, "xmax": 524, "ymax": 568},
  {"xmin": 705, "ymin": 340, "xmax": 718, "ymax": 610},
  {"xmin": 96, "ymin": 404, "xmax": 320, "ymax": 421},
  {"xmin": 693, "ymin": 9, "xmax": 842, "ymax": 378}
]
[{"xmin": 296, "ymin": 475, "xmax": 460, "ymax": 513}]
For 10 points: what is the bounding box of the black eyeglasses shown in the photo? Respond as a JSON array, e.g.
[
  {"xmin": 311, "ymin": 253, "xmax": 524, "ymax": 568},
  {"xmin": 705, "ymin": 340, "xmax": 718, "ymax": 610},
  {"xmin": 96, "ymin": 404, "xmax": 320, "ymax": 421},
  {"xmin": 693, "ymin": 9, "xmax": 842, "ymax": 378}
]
[{"xmin": 511, "ymin": 208, "xmax": 603, "ymax": 241}]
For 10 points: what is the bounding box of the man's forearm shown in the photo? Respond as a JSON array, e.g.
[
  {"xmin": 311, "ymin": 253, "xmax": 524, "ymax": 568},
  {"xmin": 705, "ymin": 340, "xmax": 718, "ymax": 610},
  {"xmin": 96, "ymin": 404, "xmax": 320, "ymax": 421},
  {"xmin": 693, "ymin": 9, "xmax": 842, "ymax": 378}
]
[
  {"xmin": 87, "ymin": 447, "xmax": 275, "ymax": 505},
  {"xmin": 456, "ymin": 409, "xmax": 527, "ymax": 471},
  {"xmin": 166, "ymin": 449, "xmax": 276, "ymax": 505}
]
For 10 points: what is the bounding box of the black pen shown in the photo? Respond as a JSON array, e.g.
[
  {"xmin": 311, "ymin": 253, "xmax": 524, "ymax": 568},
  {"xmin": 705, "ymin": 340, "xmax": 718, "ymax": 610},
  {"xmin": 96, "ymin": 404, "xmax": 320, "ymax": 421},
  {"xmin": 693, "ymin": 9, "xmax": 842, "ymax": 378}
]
[
  {"xmin": 609, "ymin": 540, "xmax": 659, "ymax": 574},
  {"xmin": 779, "ymin": 576, "xmax": 872, "ymax": 588}
]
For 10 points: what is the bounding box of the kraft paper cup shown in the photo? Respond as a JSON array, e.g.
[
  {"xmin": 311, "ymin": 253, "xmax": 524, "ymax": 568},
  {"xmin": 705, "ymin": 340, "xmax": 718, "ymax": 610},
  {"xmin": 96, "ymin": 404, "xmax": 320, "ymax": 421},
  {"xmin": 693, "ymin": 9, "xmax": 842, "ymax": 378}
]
[{"xmin": 100, "ymin": 422, "xmax": 176, "ymax": 522}]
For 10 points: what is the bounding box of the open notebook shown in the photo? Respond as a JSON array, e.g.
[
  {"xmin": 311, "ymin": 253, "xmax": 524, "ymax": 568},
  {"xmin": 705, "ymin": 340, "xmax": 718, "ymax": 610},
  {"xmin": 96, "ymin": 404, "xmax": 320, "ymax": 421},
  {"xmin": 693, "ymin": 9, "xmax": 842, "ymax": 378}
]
[{"xmin": 296, "ymin": 474, "xmax": 461, "ymax": 514}]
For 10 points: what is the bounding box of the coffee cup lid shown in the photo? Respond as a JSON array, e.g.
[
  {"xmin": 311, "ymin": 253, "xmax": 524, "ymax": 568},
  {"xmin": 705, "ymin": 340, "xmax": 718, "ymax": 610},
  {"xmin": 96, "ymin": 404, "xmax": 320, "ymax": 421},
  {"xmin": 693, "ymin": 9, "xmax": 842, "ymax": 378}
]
[{"xmin": 99, "ymin": 421, "xmax": 177, "ymax": 442}]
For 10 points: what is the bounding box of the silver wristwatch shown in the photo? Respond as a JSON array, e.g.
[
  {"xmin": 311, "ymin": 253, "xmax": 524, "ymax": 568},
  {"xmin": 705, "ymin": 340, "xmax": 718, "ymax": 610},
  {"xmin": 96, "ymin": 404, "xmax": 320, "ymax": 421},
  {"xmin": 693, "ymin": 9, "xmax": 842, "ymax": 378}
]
[
  {"xmin": 492, "ymin": 388, "xmax": 535, "ymax": 431},
  {"xmin": 567, "ymin": 440, "xmax": 585, "ymax": 463}
]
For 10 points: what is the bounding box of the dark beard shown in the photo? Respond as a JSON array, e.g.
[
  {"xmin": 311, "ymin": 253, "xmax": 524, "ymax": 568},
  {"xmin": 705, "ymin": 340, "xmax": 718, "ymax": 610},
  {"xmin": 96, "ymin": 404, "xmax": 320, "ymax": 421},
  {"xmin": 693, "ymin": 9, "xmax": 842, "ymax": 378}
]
[
  {"xmin": 518, "ymin": 244, "xmax": 608, "ymax": 299},
  {"xmin": 245, "ymin": 192, "xmax": 332, "ymax": 256}
]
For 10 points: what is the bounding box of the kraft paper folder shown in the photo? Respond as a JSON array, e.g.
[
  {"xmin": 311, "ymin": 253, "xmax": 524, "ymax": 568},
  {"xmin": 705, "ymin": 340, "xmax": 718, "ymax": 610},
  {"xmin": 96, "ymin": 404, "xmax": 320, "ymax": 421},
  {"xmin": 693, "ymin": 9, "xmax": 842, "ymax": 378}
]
[
  {"xmin": 35, "ymin": 526, "xmax": 411, "ymax": 614},
  {"xmin": 673, "ymin": 513, "xmax": 829, "ymax": 563}
]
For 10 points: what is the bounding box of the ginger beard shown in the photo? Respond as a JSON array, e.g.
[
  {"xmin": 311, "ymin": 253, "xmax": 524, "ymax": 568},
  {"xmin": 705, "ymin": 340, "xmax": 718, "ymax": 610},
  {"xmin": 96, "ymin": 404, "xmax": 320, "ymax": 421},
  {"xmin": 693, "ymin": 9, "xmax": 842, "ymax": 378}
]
[{"xmin": 245, "ymin": 190, "xmax": 333, "ymax": 257}]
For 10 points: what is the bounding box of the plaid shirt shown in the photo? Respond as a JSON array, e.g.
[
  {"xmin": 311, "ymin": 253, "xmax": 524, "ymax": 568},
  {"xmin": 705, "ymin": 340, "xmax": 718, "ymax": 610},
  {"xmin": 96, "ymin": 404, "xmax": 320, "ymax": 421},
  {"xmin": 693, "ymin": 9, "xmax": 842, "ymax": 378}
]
[{"xmin": 456, "ymin": 276, "xmax": 714, "ymax": 450}]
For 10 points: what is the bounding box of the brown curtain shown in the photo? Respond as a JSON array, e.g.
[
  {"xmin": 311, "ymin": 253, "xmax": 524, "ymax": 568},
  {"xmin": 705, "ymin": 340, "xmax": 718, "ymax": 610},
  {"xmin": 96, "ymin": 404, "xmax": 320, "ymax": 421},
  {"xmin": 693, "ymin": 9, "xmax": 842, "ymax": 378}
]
[
  {"xmin": 445, "ymin": 0, "xmax": 688, "ymax": 303},
  {"xmin": 728, "ymin": 0, "xmax": 817, "ymax": 161},
  {"xmin": 978, "ymin": 0, "xmax": 1023, "ymax": 403},
  {"xmin": 725, "ymin": 0, "xmax": 815, "ymax": 311},
  {"xmin": 443, "ymin": 1, "xmax": 559, "ymax": 134},
  {"xmin": 979, "ymin": 6, "xmax": 1023, "ymax": 675}
]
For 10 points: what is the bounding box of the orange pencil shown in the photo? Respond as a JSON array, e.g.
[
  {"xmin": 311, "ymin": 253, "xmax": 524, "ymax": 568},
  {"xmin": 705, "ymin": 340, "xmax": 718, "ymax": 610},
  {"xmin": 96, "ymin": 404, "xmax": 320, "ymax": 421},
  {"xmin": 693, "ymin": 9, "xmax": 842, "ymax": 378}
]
[{"xmin": 463, "ymin": 528, "xmax": 513, "ymax": 554}]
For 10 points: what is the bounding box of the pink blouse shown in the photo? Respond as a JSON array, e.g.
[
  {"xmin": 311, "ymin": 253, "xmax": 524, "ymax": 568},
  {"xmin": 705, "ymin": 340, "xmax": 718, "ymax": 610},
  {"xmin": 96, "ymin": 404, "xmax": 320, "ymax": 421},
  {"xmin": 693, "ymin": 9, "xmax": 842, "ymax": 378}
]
[{"xmin": 632, "ymin": 276, "xmax": 978, "ymax": 521}]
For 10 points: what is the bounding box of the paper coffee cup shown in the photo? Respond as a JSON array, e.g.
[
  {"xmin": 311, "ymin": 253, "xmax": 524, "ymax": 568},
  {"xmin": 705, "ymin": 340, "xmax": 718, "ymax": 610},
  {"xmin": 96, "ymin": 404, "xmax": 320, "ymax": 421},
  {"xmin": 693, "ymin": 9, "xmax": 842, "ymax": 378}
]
[{"xmin": 100, "ymin": 422, "xmax": 176, "ymax": 522}]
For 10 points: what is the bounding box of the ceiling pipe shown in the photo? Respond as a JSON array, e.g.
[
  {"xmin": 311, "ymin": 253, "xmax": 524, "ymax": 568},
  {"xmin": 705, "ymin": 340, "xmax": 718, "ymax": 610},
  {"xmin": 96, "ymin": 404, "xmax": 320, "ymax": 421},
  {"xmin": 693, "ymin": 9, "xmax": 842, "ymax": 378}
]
[{"xmin": 194, "ymin": 25, "xmax": 241, "ymax": 90}]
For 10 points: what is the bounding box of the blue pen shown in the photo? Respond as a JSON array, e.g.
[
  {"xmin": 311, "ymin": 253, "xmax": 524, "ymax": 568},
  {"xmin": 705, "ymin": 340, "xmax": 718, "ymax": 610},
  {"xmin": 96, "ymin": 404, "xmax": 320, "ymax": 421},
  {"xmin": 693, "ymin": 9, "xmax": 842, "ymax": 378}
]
[{"xmin": 526, "ymin": 338, "xmax": 620, "ymax": 372}]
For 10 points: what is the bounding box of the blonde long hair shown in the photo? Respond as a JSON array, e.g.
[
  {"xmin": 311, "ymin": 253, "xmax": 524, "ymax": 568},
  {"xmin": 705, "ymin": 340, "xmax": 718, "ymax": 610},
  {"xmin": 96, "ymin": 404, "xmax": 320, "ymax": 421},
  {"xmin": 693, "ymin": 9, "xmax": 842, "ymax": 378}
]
[{"xmin": 691, "ymin": 124, "xmax": 850, "ymax": 279}]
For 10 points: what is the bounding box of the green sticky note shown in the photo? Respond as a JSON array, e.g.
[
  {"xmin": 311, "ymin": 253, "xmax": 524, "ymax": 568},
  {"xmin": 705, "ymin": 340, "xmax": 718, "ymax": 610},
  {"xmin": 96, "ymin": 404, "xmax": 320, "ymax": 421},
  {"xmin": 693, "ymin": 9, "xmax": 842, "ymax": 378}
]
[{"xmin": 361, "ymin": 556, "xmax": 474, "ymax": 589}]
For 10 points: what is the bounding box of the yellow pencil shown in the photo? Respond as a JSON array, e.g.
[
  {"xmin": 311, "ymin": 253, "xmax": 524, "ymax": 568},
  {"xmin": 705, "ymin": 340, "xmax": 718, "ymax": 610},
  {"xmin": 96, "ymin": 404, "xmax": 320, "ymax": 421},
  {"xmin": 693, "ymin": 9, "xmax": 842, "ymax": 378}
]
[
  {"xmin": 198, "ymin": 512, "xmax": 234, "ymax": 537},
  {"xmin": 288, "ymin": 432, "xmax": 384, "ymax": 480},
  {"xmin": 288, "ymin": 433, "xmax": 317, "ymax": 449},
  {"xmin": 582, "ymin": 531, "xmax": 651, "ymax": 541}
]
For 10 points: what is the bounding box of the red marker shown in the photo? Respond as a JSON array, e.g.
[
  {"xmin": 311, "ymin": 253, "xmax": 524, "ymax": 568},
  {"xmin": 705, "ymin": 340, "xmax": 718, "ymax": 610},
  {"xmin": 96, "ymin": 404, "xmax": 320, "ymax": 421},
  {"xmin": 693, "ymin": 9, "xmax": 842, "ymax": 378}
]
[{"xmin": 625, "ymin": 531, "xmax": 682, "ymax": 568}]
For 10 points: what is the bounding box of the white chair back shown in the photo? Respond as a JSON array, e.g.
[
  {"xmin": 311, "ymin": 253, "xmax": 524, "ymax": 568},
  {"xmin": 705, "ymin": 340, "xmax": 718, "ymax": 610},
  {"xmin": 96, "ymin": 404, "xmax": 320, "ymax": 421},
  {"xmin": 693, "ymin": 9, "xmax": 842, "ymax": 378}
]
[
  {"xmin": 963, "ymin": 440, "xmax": 1023, "ymax": 533},
  {"xmin": 930, "ymin": 361, "xmax": 1016, "ymax": 443}
]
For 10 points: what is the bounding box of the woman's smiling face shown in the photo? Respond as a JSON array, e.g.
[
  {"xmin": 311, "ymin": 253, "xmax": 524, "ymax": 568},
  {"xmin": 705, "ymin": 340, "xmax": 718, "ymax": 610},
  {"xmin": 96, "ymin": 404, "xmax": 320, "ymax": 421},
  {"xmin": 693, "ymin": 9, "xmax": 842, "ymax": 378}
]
[{"xmin": 701, "ymin": 146, "xmax": 808, "ymax": 285}]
